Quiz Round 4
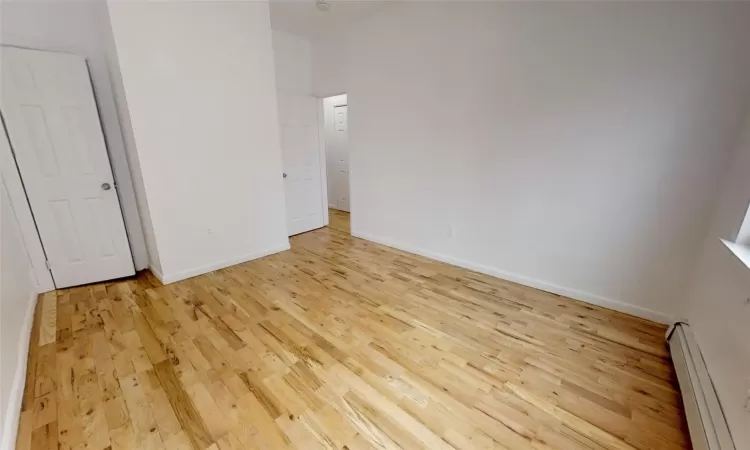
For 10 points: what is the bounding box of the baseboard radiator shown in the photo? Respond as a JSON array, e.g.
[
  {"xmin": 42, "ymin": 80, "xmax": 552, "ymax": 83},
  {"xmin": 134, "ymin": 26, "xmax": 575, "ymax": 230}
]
[{"xmin": 667, "ymin": 322, "xmax": 735, "ymax": 450}]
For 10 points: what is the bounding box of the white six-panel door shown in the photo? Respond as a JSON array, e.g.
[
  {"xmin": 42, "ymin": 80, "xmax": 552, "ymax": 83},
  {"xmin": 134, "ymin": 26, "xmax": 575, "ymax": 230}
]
[
  {"xmin": 1, "ymin": 46, "xmax": 134, "ymax": 288},
  {"xmin": 331, "ymin": 104, "xmax": 350, "ymax": 212},
  {"xmin": 325, "ymin": 96, "xmax": 349, "ymax": 212},
  {"xmin": 279, "ymin": 92, "xmax": 325, "ymax": 236}
]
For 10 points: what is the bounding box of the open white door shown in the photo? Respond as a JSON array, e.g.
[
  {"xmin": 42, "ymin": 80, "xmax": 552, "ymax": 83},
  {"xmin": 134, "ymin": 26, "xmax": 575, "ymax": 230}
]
[
  {"xmin": 279, "ymin": 92, "xmax": 325, "ymax": 236},
  {"xmin": 1, "ymin": 46, "xmax": 134, "ymax": 288}
]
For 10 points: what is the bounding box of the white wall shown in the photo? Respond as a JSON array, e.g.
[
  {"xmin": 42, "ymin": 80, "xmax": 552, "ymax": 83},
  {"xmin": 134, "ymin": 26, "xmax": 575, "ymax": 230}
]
[
  {"xmin": 683, "ymin": 112, "xmax": 750, "ymax": 449},
  {"xmin": 273, "ymin": 29, "xmax": 312, "ymax": 94},
  {"xmin": 0, "ymin": 0, "xmax": 148, "ymax": 271},
  {"xmin": 312, "ymin": 32, "xmax": 349, "ymax": 98},
  {"xmin": 97, "ymin": 1, "xmax": 163, "ymax": 275},
  {"xmin": 312, "ymin": 2, "xmax": 750, "ymax": 323},
  {"xmin": 108, "ymin": 1, "xmax": 289, "ymax": 283},
  {"xmin": 0, "ymin": 85, "xmax": 44, "ymax": 450},
  {"xmin": 0, "ymin": 179, "xmax": 39, "ymax": 449}
]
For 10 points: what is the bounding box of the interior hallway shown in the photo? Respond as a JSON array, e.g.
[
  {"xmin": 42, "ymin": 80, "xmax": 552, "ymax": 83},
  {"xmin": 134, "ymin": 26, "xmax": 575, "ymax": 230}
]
[
  {"xmin": 15, "ymin": 210, "xmax": 689, "ymax": 449},
  {"xmin": 327, "ymin": 208, "xmax": 351, "ymax": 235}
]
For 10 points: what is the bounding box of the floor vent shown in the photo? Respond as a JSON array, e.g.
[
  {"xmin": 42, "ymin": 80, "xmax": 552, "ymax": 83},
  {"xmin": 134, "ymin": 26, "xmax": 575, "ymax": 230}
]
[{"xmin": 667, "ymin": 322, "xmax": 735, "ymax": 450}]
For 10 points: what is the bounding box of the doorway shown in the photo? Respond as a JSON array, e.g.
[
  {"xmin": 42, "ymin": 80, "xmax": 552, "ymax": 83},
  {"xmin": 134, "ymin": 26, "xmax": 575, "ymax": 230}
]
[
  {"xmin": 1, "ymin": 46, "xmax": 135, "ymax": 288},
  {"xmin": 279, "ymin": 92, "xmax": 350, "ymax": 238},
  {"xmin": 323, "ymin": 94, "xmax": 349, "ymax": 213},
  {"xmin": 321, "ymin": 94, "xmax": 350, "ymax": 235},
  {"xmin": 327, "ymin": 208, "xmax": 350, "ymax": 234}
]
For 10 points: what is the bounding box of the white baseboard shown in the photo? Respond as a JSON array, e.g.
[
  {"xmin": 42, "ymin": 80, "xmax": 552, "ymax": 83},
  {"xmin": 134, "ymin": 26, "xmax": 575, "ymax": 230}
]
[
  {"xmin": 1, "ymin": 290, "xmax": 38, "ymax": 450},
  {"xmin": 148, "ymin": 264, "xmax": 165, "ymax": 283},
  {"xmin": 150, "ymin": 243, "xmax": 291, "ymax": 285},
  {"xmin": 353, "ymin": 232, "xmax": 673, "ymax": 324}
]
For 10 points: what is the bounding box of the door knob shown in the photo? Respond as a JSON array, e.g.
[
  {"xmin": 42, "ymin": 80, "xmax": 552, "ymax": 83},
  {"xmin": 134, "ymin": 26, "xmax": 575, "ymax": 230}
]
[
  {"xmin": 283, "ymin": 173, "xmax": 287, "ymax": 178},
  {"xmin": 101, "ymin": 182, "xmax": 111, "ymax": 191}
]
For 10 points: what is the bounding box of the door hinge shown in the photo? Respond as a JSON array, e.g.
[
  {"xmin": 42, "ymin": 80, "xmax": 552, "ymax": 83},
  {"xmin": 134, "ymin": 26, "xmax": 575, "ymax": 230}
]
[{"xmin": 45, "ymin": 260, "xmax": 51, "ymax": 270}]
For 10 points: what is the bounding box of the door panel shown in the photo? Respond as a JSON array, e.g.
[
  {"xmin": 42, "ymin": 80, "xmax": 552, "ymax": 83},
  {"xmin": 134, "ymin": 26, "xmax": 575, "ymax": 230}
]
[
  {"xmin": 329, "ymin": 103, "xmax": 349, "ymax": 212},
  {"xmin": 279, "ymin": 93, "xmax": 325, "ymax": 236},
  {"xmin": 1, "ymin": 46, "xmax": 134, "ymax": 288}
]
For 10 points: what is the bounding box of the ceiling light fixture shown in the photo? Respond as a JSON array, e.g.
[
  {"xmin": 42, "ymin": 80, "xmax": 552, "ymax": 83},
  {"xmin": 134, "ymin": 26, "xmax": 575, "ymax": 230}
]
[{"xmin": 316, "ymin": 0, "xmax": 330, "ymax": 12}]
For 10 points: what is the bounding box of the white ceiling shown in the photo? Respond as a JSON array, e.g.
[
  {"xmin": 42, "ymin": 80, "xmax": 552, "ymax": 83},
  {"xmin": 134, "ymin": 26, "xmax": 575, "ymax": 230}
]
[{"xmin": 269, "ymin": 0, "xmax": 390, "ymax": 40}]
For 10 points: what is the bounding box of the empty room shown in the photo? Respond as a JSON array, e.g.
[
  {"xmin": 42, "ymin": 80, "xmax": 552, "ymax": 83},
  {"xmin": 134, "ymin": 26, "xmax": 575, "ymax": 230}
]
[{"xmin": 2, "ymin": 0, "xmax": 750, "ymax": 449}]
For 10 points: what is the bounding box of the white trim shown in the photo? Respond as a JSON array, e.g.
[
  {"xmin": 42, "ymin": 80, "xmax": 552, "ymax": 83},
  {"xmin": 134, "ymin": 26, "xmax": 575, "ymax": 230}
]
[
  {"xmin": 149, "ymin": 243, "xmax": 291, "ymax": 285},
  {"xmin": 352, "ymin": 231, "xmax": 674, "ymax": 324},
  {"xmin": 1, "ymin": 290, "xmax": 38, "ymax": 450},
  {"xmin": 317, "ymin": 97, "xmax": 329, "ymax": 227},
  {"xmin": 148, "ymin": 264, "xmax": 165, "ymax": 284}
]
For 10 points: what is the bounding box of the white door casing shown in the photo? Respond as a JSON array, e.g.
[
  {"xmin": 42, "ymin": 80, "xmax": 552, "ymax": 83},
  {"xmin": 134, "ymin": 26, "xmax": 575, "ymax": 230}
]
[
  {"xmin": 325, "ymin": 95, "xmax": 349, "ymax": 212},
  {"xmin": 1, "ymin": 46, "xmax": 134, "ymax": 288},
  {"xmin": 279, "ymin": 92, "xmax": 325, "ymax": 236}
]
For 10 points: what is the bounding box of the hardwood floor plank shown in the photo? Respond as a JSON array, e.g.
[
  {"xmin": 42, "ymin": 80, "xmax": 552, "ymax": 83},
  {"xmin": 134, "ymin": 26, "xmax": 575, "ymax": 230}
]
[
  {"xmin": 152, "ymin": 361, "xmax": 213, "ymax": 449},
  {"xmin": 15, "ymin": 210, "xmax": 689, "ymax": 450},
  {"xmin": 31, "ymin": 393, "xmax": 56, "ymax": 429},
  {"xmin": 14, "ymin": 410, "xmax": 33, "ymax": 450},
  {"xmin": 117, "ymin": 372, "xmax": 164, "ymax": 449},
  {"xmin": 38, "ymin": 292, "xmax": 58, "ymax": 346},
  {"xmin": 19, "ymin": 298, "xmax": 43, "ymax": 414},
  {"xmin": 56, "ymin": 344, "xmax": 85, "ymax": 450},
  {"xmin": 30, "ymin": 421, "xmax": 57, "ymax": 450},
  {"xmin": 237, "ymin": 370, "xmax": 286, "ymax": 420},
  {"xmin": 32, "ymin": 344, "xmax": 57, "ymax": 400},
  {"xmin": 133, "ymin": 311, "xmax": 167, "ymax": 365}
]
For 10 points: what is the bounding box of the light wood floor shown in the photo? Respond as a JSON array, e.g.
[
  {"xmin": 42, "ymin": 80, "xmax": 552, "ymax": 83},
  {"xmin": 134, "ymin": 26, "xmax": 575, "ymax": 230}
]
[
  {"xmin": 328, "ymin": 208, "xmax": 351, "ymax": 235},
  {"xmin": 16, "ymin": 209, "xmax": 689, "ymax": 450}
]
